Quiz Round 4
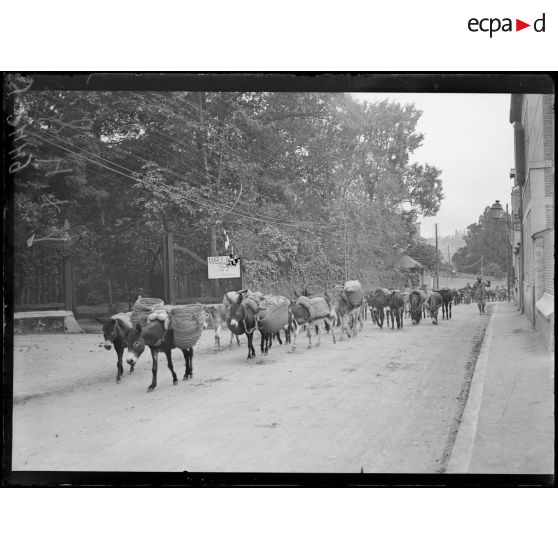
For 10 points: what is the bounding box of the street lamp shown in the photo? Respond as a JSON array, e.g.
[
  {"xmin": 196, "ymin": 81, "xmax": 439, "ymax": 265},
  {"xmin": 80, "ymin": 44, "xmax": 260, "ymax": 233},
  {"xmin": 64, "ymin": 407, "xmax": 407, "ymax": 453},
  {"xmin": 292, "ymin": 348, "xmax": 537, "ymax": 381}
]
[
  {"xmin": 490, "ymin": 199, "xmax": 504, "ymax": 220},
  {"xmin": 490, "ymin": 200, "xmax": 511, "ymax": 302}
]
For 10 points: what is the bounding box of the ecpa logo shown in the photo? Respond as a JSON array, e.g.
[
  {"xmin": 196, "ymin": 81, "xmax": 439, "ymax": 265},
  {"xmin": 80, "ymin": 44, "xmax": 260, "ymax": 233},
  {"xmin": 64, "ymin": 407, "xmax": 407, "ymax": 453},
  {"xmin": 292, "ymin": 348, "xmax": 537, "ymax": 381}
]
[{"xmin": 468, "ymin": 13, "xmax": 546, "ymax": 37}]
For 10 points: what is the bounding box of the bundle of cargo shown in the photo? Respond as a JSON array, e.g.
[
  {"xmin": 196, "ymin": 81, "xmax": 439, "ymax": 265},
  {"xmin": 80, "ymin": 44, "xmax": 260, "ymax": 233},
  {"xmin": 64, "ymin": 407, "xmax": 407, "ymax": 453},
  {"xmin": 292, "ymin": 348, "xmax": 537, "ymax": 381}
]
[
  {"xmin": 342, "ymin": 280, "xmax": 364, "ymax": 307},
  {"xmin": 296, "ymin": 296, "xmax": 330, "ymax": 320},
  {"xmin": 109, "ymin": 312, "xmax": 133, "ymax": 330},
  {"xmin": 258, "ymin": 299, "xmax": 290, "ymax": 334},
  {"xmin": 223, "ymin": 289, "xmax": 260, "ymax": 308},
  {"xmin": 146, "ymin": 307, "xmax": 171, "ymax": 330},
  {"xmin": 241, "ymin": 293, "xmax": 260, "ymax": 314},
  {"xmin": 170, "ymin": 304, "xmax": 205, "ymax": 349},
  {"xmin": 259, "ymin": 294, "xmax": 289, "ymax": 309},
  {"xmin": 131, "ymin": 297, "xmax": 164, "ymax": 326}
]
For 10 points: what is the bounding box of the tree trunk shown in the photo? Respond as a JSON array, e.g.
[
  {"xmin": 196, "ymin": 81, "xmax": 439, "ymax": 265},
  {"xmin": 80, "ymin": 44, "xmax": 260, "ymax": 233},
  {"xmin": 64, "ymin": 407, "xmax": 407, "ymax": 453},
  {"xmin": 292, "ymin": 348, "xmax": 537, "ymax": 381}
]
[{"xmin": 107, "ymin": 276, "xmax": 114, "ymax": 314}]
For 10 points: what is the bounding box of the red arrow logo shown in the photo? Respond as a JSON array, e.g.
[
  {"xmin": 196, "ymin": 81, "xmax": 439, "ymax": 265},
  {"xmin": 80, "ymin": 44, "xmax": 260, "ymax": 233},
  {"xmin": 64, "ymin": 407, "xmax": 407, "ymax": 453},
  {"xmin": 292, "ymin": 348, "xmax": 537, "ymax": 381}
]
[{"xmin": 516, "ymin": 19, "xmax": 530, "ymax": 31}]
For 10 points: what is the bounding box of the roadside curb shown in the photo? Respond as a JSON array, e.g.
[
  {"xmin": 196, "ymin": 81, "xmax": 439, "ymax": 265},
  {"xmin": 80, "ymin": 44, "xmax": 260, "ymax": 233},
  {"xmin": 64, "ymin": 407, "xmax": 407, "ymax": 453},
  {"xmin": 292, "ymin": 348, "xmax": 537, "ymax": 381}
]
[{"xmin": 445, "ymin": 305, "xmax": 496, "ymax": 474}]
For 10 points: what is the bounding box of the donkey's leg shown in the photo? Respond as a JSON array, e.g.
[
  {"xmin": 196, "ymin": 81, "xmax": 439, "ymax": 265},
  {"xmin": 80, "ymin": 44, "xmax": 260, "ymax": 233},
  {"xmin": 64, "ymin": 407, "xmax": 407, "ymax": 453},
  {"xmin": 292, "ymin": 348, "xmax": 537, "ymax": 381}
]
[
  {"xmin": 326, "ymin": 318, "xmax": 336, "ymax": 344},
  {"xmin": 164, "ymin": 348, "xmax": 179, "ymax": 386},
  {"xmin": 316, "ymin": 323, "xmax": 322, "ymax": 347},
  {"xmin": 247, "ymin": 331, "xmax": 256, "ymax": 359},
  {"xmin": 340, "ymin": 314, "xmax": 351, "ymax": 339},
  {"xmin": 291, "ymin": 323, "xmax": 298, "ymax": 351},
  {"xmin": 147, "ymin": 348, "xmax": 159, "ymax": 392},
  {"xmin": 182, "ymin": 348, "xmax": 193, "ymax": 380},
  {"xmin": 115, "ymin": 345, "xmax": 124, "ymax": 383},
  {"xmin": 214, "ymin": 324, "xmax": 221, "ymax": 348},
  {"xmin": 306, "ymin": 323, "xmax": 313, "ymax": 349}
]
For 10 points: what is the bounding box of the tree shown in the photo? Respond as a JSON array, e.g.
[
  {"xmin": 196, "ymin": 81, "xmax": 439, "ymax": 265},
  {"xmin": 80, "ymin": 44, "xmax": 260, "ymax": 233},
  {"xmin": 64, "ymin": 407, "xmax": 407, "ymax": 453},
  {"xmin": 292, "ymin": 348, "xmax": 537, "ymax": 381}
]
[
  {"xmin": 9, "ymin": 81, "xmax": 445, "ymax": 304},
  {"xmin": 452, "ymin": 207, "xmax": 509, "ymax": 275},
  {"xmin": 407, "ymin": 240, "xmax": 442, "ymax": 271}
]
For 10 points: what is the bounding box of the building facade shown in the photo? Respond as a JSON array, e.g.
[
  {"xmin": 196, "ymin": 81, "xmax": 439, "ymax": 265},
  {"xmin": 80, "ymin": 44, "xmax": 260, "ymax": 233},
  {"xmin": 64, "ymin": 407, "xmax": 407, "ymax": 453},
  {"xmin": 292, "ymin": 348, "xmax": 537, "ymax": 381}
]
[{"xmin": 510, "ymin": 93, "xmax": 555, "ymax": 351}]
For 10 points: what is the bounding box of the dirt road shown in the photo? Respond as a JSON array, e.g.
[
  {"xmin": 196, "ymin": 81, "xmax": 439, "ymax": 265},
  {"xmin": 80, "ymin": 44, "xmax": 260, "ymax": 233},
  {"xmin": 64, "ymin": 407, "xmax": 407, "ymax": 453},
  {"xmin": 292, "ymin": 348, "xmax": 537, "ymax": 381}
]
[{"xmin": 11, "ymin": 303, "xmax": 490, "ymax": 473}]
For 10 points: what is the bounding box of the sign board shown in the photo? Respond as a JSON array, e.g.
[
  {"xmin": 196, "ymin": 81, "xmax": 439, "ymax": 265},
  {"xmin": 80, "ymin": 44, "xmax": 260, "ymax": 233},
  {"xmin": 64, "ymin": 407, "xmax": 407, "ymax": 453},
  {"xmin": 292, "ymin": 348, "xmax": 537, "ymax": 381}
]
[{"xmin": 207, "ymin": 256, "xmax": 241, "ymax": 279}]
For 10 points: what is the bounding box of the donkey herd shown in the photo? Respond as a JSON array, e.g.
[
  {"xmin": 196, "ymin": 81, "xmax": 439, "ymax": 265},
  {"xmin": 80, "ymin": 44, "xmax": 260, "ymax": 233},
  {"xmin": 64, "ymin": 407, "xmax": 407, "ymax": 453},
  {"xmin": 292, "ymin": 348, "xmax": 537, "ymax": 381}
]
[{"xmin": 102, "ymin": 280, "xmax": 501, "ymax": 392}]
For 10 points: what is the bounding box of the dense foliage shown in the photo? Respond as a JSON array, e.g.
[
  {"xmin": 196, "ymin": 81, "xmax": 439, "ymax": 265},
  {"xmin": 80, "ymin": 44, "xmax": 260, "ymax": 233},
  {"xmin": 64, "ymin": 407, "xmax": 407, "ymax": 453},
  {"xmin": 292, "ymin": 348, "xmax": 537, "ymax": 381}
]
[
  {"xmin": 7, "ymin": 76, "xmax": 444, "ymax": 306},
  {"xmin": 452, "ymin": 207, "xmax": 509, "ymax": 278}
]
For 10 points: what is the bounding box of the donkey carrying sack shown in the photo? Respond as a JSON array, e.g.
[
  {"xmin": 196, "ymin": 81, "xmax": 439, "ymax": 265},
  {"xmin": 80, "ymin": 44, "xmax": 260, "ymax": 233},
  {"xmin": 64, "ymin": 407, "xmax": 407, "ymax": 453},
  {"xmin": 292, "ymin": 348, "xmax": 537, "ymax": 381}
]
[
  {"xmin": 296, "ymin": 296, "xmax": 330, "ymax": 320},
  {"xmin": 342, "ymin": 280, "xmax": 363, "ymax": 308},
  {"xmin": 259, "ymin": 299, "xmax": 290, "ymax": 334},
  {"xmin": 170, "ymin": 304, "xmax": 205, "ymax": 349}
]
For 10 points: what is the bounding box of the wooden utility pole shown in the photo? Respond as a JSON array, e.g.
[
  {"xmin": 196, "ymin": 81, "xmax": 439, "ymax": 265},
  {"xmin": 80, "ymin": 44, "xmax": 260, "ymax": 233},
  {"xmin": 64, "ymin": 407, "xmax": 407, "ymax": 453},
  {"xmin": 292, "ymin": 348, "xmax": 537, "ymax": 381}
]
[
  {"xmin": 435, "ymin": 223, "xmax": 439, "ymax": 289},
  {"xmin": 344, "ymin": 217, "xmax": 348, "ymax": 282},
  {"xmin": 480, "ymin": 255, "xmax": 484, "ymax": 277}
]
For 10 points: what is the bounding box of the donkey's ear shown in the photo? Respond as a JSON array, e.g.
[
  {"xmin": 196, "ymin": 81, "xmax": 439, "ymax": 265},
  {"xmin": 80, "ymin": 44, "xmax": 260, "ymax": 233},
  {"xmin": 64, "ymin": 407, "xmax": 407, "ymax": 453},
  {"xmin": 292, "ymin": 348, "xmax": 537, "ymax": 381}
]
[{"xmin": 135, "ymin": 323, "xmax": 142, "ymax": 333}]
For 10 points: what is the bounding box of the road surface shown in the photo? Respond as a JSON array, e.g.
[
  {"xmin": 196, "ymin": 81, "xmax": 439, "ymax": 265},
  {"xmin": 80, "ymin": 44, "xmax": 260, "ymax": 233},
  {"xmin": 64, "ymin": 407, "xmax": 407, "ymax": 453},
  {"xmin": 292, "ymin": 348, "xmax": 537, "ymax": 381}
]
[{"xmin": 11, "ymin": 302, "xmax": 490, "ymax": 473}]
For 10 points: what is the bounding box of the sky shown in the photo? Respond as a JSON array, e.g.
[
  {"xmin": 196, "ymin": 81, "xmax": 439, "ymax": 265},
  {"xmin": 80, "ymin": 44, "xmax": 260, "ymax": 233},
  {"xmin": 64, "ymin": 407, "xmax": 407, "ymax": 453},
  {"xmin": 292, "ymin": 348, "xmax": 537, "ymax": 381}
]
[{"xmin": 353, "ymin": 93, "xmax": 515, "ymax": 240}]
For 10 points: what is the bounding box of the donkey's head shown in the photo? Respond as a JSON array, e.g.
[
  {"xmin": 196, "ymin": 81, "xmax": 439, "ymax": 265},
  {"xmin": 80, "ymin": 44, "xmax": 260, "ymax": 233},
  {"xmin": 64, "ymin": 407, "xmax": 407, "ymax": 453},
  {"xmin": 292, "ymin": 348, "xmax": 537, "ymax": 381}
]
[
  {"xmin": 125, "ymin": 323, "xmax": 146, "ymax": 365},
  {"xmin": 227, "ymin": 294, "xmax": 247, "ymax": 330}
]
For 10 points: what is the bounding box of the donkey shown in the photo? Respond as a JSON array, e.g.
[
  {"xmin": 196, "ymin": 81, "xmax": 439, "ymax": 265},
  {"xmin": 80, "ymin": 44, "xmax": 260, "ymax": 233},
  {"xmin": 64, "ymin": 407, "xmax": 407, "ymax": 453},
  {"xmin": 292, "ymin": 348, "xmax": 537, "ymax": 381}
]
[
  {"xmin": 334, "ymin": 295, "xmax": 364, "ymax": 338},
  {"xmin": 438, "ymin": 288, "xmax": 454, "ymax": 320},
  {"xmin": 203, "ymin": 303, "xmax": 240, "ymax": 348},
  {"xmin": 427, "ymin": 291, "xmax": 444, "ymax": 325},
  {"xmin": 289, "ymin": 299, "xmax": 335, "ymax": 351},
  {"xmin": 125, "ymin": 321, "xmax": 194, "ymax": 392},
  {"xmin": 409, "ymin": 290, "xmax": 424, "ymax": 325},
  {"xmin": 365, "ymin": 288, "xmax": 392, "ymax": 329},
  {"xmin": 102, "ymin": 313, "xmax": 135, "ymax": 383},
  {"xmin": 294, "ymin": 289, "xmax": 333, "ymax": 340},
  {"xmin": 227, "ymin": 293, "xmax": 258, "ymax": 359},
  {"xmin": 389, "ymin": 291, "xmax": 405, "ymax": 329}
]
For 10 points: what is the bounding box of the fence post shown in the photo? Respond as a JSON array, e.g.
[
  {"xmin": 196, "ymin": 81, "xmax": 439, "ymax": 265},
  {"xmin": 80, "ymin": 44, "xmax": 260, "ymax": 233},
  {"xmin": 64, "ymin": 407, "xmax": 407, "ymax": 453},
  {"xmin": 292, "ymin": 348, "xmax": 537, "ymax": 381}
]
[{"xmin": 63, "ymin": 256, "xmax": 74, "ymax": 312}]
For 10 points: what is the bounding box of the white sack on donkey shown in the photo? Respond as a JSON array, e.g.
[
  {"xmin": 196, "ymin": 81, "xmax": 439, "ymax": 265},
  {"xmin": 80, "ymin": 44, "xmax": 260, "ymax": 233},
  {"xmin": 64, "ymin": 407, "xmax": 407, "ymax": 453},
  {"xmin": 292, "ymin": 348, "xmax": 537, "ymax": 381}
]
[{"xmin": 147, "ymin": 308, "xmax": 171, "ymax": 331}]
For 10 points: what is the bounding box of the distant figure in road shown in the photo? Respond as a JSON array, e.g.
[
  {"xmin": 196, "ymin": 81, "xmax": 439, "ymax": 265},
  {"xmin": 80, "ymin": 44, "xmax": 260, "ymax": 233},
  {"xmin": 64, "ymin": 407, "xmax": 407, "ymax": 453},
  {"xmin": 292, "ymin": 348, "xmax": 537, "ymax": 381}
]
[{"xmin": 473, "ymin": 277, "xmax": 487, "ymax": 315}]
